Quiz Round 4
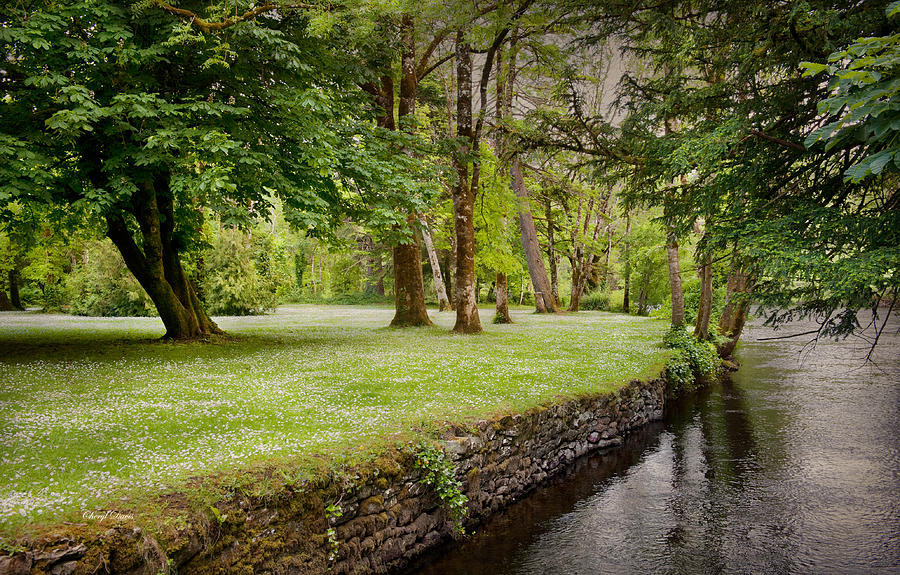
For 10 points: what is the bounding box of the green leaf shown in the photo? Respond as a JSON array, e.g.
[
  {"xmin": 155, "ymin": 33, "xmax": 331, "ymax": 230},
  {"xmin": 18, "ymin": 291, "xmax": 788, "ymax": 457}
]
[{"xmin": 799, "ymin": 61, "xmax": 829, "ymax": 77}]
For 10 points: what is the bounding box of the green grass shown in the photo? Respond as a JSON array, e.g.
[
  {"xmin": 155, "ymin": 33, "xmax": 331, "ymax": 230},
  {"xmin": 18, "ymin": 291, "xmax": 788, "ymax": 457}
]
[{"xmin": 0, "ymin": 305, "xmax": 667, "ymax": 532}]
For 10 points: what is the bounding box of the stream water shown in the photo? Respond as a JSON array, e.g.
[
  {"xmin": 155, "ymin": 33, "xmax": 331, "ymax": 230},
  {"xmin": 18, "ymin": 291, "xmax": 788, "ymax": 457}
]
[{"xmin": 407, "ymin": 316, "xmax": 900, "ymax": 574}]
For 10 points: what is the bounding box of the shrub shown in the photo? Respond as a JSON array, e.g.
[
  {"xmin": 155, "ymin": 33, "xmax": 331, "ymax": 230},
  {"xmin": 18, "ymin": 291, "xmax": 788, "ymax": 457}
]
[
  {"xmin": 580, "ymin": 289, "xmax": 625, "ymax": 311},
  {"xmin": 663, "ymin": 326, "xmax": 719, "ymax": 395},
  {"xmin": 67, "ymin": 240, "xmax": 156, "ymax": 317},
  {"xmin": 203, "ymin": 229, "xmax": 278, "ymax": 316}
]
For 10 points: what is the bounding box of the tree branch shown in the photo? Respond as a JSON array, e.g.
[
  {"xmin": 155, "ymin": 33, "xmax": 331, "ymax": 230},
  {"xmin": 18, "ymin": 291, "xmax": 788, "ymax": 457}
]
[
  {"xmin": 152, "ymin": 1, "xmax": 316, "ymax": 33},
  {"xmin": 745, "ymin": 130, "xmax": 806, "ymax": 151}
]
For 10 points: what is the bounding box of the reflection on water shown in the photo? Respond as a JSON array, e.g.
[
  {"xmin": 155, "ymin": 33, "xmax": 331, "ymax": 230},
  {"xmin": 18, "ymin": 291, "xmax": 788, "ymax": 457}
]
[{"xmin": 409, "ymin": 317, "xmax": 900, "ymax": 574}]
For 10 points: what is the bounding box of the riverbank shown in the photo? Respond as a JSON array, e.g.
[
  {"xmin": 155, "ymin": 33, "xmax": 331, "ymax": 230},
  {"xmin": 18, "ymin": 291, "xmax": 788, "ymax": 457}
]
[
  {"xmin": 0, "ymin": 306, "xmax": 667, "ymax": 536},
  {"xmin": 1, "ymin": 375, "xmax": 678, "ymax": 575},
  {"xmin": 405, "ymin": 315, "xmax": 900, "ymax": 575}
]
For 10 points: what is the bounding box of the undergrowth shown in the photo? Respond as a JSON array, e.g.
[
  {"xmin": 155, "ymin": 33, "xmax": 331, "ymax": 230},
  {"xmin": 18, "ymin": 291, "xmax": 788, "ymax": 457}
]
[{"xmin": 663, "ymin": 326, "xmax": 720, "ymax": 395}]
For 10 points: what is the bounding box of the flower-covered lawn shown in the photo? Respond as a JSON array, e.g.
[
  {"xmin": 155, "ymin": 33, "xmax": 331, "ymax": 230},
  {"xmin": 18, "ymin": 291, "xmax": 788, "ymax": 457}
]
[{"xmin": 0, "ymin": 305, "xmax": 667, "ymax": 531}]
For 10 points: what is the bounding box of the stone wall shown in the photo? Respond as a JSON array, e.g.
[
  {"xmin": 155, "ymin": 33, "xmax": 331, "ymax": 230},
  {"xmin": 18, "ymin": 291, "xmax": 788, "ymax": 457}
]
[{"xmin": 0, "ymin": 377, "xmax": 667, "ymax": 575}]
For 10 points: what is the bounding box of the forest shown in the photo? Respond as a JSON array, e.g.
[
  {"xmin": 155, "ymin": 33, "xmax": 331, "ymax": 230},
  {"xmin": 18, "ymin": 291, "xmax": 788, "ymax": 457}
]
[{"xmin": 0, "ymin": 0, "xmax": 897, "ymax": 353}]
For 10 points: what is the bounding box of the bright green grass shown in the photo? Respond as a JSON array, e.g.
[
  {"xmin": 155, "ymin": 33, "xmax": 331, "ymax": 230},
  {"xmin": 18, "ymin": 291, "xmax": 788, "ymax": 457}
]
[{"xmin": 0, "ymin": 305, "xmax": 667, "ymax": 531}]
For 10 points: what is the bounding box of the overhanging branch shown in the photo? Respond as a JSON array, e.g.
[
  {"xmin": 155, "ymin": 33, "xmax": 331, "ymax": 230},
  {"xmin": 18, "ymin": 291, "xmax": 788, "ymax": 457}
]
[{"xmin": 153, "ymin": 1, "xmax": 317, "ymax": 33}]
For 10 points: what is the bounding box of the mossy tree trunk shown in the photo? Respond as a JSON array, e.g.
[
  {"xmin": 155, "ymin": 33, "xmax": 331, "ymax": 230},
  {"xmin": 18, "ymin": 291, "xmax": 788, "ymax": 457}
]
[
  {"xmin": 0, "ymin": 289, "xmax": 13, "ymax": 311},
  {"xmin": 666, "ymin": 230, "xmax": 685, "ymax": 327},
  {"xmin": 392, "ymin": 215, "xmax": 432, "ymax": 327},
  {"xmin": 545, "ymin": 196, "xmax": 559, "ymax": 305},
  {"xmin": 377, "ymin": 16, "xmax": 433, "ymax": 328},
  {"xmin": 623, "ymin": 214, "xmax": 632, "ymax": 313},
  {"xmin": 718, "ymin": 256, "xmax": 754, "ymax": 357},
  {"xmin": 451, "ymin": 32, "xmax": 481, "ymax": 334},
  {"xmin": 637, "ymin": 272, "xmax": 651, "ymax": 315},
  {"xmin": 8, "ymin": 270, "xmax": 22, "ymax": 309},
  {"xmin": 694, "ymin": 249, "xmax": 714, "ymax": 339},
  {"xmin": 105, "ymin": 175, "xmax": 221, "ymax": 340},
  {"xmin": 494, "ymin": 272, "xmax": 512, "ymax": 323}
]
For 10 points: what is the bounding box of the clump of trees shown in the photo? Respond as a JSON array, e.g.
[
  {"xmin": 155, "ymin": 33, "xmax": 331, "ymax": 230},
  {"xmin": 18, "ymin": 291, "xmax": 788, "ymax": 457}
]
[{"xmin": 1, "ymin": 0, "xmax": 895, "ymax": 358}]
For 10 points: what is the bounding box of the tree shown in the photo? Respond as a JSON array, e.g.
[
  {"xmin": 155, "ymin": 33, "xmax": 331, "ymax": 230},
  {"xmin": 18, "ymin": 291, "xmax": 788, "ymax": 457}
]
[
  {"xmin": 1, "ymin": 1, "xmax": 421, "ymax": 338},
  {"xmin": 517, "ymin": 0, "xmax": 897, "ymax": 355}
]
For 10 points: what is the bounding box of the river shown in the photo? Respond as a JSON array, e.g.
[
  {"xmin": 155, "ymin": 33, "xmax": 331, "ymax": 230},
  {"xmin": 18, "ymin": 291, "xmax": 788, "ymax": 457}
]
[{"xmin": 406, "ymin": 316, "xmax": 900, "ymax": 574}]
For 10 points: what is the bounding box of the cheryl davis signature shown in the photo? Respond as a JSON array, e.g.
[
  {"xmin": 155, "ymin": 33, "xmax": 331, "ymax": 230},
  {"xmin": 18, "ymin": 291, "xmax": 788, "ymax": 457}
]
[{"xmin": 82, "ymin": 510, "xmax": 134, "ymax": 522}]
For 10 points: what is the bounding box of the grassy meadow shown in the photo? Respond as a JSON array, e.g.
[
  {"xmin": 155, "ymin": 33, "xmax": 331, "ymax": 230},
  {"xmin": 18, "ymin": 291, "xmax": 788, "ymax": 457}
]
[{"xmin": 0, "ymin": 305, "xmax": 668, "ymax": 532}]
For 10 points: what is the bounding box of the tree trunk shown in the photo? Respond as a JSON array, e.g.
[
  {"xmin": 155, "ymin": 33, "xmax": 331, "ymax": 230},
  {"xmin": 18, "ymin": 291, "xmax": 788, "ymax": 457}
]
[
  {"xmin": 494, "ymin": 272, "xmax": 512, "ymax": 323},
  {"xmin": 447, "ymin": 233, "xmax": 456, "ymax": 304},
  {"xmin": 498, "ymin": 28, "xmax": 556, "ymax": 314},
  {"xmin": 358, "ymin": 234, "xmax": 377, "ymax": 294},
  {"xmin": 106, "ymin": 177, "xmax": 221, "ymax": 340},
  {"xmin": 718, "ymin": 257, "xmax": 754, "ymax": 357},
  {"xmin": 511, "ymin": 156, "xmax": 558, "ymax": 313},
  {"xmin": 574, "ymin": 191, "xmax": 608, "ymax": 312},
  {"xmin": 391, "ymin": 216, "xmax": 432, "ymax": 327},
  {"xmin": 386, "ymin": 19, "xmax": 433, "ymax": 327},
  {"xmin": 0, "ymin": 289, "xmax": 12, "ymax": 311},
  {"xmin": 545, "ymin": 197, "xmax": 559, "ymax": 306},
  {"xmin": 569, "ymin": 250, "xmax": 582, "ymax": 312},
  {"xmin": 8, "ymin": 270, "xmax": 21, "ymax": 309},
  {"xmin": 567, "ymin": 199, "xmax": 585, "ymax": 311},
  {"xmin": 420, "ymin": 220, "xmax": 451, "ymax": 311},
  {"xmin": 666, "ymin": 230, "xmax": 685, "ymax": 327},
  {"xmin": 718, "ymin": 256, "xmax": 740, "ymax": 334},
  {"xmin": 374, "ymin": 255, "xmax": 385, "ymax": 297},
  {"xmin": 694, "ymin": 250, "xmax": 713, "ymax": 339},
  {"xmin": 637, "ymin": 272, "xmax": 651, "ymax": 315},
  {"xmin": 451, "ymin": 32, "xmax": 482, "ymax": 334},
  {"xmin": 623, "ymin": 214, "xmax": 632, "ymax": 313}
]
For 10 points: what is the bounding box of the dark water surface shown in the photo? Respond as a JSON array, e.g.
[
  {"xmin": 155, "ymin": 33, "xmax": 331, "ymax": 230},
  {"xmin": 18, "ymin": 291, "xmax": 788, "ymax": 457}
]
[{"xmin": 408, "ymin": 317, "xmax": 900, "ymax": 574}]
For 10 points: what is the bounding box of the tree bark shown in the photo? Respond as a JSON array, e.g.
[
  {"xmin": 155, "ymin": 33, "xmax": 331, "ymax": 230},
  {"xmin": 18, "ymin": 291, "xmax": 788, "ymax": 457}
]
[
  {"xmin": 358, "ymin": 234, "xmax": 377, "ymax": 294},
  {"xmin": 545, "ymin": 196, "xmax": 559, "ymax": 305},
  {"xmin": 451, "ymin": 32, "xmax": 482, "ymax": 334},
  {"xmin": 494, "ymin": 271, "xmax": 512, "ymax": 323},
  {"xmin": 8, "ymin": 270, "xmax": 21, "ymax": 309},
  {"xmin": 637, "ymin": 272, "xmax": 651, "ymax": 315},
  {"xmin": 391, "ymin": 214, "xmax": 432, "ymax": 327},
  {"xmin": 386, "ymin": 17, "xmax": 432, "ymax": 327},
  {"xmin": 0, "ymin": 289, "xmax": 12, "ymax": 311},
  {"xmin": 421, "ymin": 219, "xmax": 451, "ymax": 311},
  {"xmin": 490, "ymin": 44, "xmax": 513, "ymax": 325},
  {"xmin": 447, "ymin": 232, "xmax": 456, "ymax": 304},
  {"xmin": 718, "ymin": 256, "xmax": 754, "ymax": 357},
  {"xmin": 569, "ymin": 248, "xmax": 582, "ymax": 312},
  {"xmin": 374, "ymin": 254, "xmax": 385, "ymax": 297},
  {"xmin": 511, "ymin": 156, "xmax": 558, "ymax": 313},
  {"xmin": 623, "ymin": 214, "xmax": 632, "ymax": 314},
  {"xmin": 666, "ymin": 229, "xmax": 685, "ymax": 327},
  {"xmin": 106, "ymin": 176, "xmax": 221, "ymax": 340},
  {"xmin": 694, "ymin": 249, "xmax": 713, "ymax": 339}
]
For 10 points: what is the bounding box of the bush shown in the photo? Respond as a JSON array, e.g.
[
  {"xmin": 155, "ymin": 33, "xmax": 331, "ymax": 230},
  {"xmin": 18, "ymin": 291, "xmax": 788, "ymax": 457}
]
[
  {"xmin": 663, "ymin": 326, "xmax": 719, "ymax": 395},
  {"xmin": 580, "ymin": 289, "xmax": 625, "ymax": 311},
  {"xmin": 67, "ymin": 240, "xmax": 156, "ymax": 317},
  {"xmin": 203, "ymin": 229, "xmax": 278, "ymax": 316}
]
